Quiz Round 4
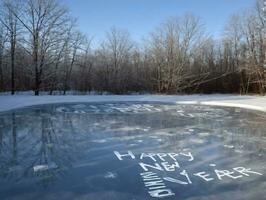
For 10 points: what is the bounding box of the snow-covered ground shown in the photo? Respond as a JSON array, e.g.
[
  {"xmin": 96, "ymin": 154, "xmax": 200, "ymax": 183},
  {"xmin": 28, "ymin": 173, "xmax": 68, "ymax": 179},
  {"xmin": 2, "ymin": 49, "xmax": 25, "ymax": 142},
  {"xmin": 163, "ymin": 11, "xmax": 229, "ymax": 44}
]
[{"xmin": 0, "ymin": 94, "xmax": 266, "ymax": 113}]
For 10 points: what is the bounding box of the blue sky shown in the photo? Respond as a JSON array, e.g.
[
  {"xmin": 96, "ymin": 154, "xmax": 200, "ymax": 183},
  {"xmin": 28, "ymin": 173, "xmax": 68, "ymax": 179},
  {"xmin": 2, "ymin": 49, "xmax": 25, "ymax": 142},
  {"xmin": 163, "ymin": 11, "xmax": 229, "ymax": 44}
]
[{"xmin": 62, "ymin": 0, "xmax": 255, "ymax": 45}]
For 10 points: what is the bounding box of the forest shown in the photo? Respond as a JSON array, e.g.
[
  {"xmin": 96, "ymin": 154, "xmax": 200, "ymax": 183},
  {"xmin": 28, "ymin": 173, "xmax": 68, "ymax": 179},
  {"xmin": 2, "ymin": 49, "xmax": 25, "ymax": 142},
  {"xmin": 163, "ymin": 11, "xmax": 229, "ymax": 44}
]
[{"xmin": 0, "ymin": 0, "xmax": 265, "ymax": 95}]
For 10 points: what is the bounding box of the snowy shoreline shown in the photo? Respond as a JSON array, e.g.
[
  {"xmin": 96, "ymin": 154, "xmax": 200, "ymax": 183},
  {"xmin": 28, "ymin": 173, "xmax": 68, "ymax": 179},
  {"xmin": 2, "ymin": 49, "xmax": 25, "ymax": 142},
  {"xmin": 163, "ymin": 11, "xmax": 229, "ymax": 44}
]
[{"xmin": 0, "ymin": 94, "xmax": 266, "ymax": 113}]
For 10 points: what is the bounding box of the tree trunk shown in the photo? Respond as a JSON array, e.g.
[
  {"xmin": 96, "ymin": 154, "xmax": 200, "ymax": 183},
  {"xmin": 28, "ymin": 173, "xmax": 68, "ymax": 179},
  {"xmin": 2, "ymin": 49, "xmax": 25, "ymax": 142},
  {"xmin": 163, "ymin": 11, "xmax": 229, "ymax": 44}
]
[
  {"xmin": 34, "ymin": 88, "xmax": 39, "ymax": 96},
  {"xmin": 33, "ymin": 34, "xmax": 40, "ymax": 96}
]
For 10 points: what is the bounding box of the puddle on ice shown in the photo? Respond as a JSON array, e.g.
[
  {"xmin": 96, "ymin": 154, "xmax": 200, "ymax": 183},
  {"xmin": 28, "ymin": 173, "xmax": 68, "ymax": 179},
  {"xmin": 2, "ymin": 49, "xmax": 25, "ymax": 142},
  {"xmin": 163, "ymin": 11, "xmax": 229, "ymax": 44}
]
[
  {"xmin": 199, "ymin": 132, "xmax": 210, "ymax": 137},
  {"xmin": 33, "ymin": 163, "xmax": 58, "ymax": 172},
  {"xmin": 224, "ymin": 144, "xmax": 235, "ymax": 149},
  {"xmin": 0, "ymin": 102, "xmax": 265, "ymax": 200},
  {"xmin": 104, "ymin": 172, "xmax": 117, "ymax": 179}
]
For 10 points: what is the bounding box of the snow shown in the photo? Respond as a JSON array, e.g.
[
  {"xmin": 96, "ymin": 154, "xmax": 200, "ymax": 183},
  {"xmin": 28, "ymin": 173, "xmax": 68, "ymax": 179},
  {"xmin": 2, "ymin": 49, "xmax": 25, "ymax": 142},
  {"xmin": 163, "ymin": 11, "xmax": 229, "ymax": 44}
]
[
  {"xmin": 104, "ymin": 172, "xmax": 117, "ymax": 179},
  {"xmin": 0, "ymin": 94, "xmax": 266, "ymax": 113},
  {"xmin": 33, "ymin": 162, "xmax": 58, "ymax": 172}
]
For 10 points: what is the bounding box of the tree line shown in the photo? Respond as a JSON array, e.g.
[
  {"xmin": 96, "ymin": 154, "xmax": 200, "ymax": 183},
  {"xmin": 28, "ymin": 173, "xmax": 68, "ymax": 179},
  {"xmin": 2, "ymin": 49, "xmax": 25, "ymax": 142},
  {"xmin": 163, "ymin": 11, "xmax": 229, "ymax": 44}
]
[{"xmin": 0, "ymin": 0, "xmax": 265, "ymax": 95}]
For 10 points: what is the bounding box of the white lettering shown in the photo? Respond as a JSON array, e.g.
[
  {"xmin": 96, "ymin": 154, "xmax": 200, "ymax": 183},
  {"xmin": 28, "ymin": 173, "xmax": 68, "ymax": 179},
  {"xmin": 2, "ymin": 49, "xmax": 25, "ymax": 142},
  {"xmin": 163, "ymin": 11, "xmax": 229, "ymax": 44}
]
[
  {"xmin": 149, "ymin": 189, "xmax": 175, "ymax": 198},
  {"xmin": 214, "ymin": 169, "xmax": 242, "ymax": 180},
  {"xmin": 193, "ymin": 171, "xmax": 214, "ymax": 182},
  {"xmin": 140, "ymin": 153, "xmax": 157, "ymax": 162},
  {"xmin": 139, "ymin": 162, "xmax": 164, "ymax": 172},
  {"xmin": 233, "ymin": 167, "xmax": 263, "ymax": 176},
  {"xmin": 161, "ymin": 162, "xmax": 180, "ymax": 171},
  {"xmin": 180, "ymin": 152, "xmax": 194, "ymax": 161},
  {"xmin": 114, "ymin": 151, "xmax": 135, "ymax": 161}
]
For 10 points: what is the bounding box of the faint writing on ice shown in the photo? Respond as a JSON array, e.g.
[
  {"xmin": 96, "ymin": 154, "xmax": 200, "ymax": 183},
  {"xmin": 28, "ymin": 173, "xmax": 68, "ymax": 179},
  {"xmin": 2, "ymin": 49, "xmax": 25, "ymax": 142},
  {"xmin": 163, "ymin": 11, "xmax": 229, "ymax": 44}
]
[{"xmin": 113, "ymin": 151, "xmax": 263, "ymax": 199}]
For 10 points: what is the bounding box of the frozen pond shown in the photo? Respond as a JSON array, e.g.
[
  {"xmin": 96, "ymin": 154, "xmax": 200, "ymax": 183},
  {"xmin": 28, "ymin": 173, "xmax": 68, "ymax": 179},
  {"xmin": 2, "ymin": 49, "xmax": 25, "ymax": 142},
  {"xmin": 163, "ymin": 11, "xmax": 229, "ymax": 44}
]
[{"xmin": 0, "ymin": 102, "xmax": 265, "ymax": 200}]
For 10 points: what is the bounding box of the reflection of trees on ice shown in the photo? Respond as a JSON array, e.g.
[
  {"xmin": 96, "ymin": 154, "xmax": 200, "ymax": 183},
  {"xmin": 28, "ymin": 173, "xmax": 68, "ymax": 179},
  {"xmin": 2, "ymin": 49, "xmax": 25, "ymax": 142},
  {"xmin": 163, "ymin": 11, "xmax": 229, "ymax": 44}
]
[
  {"xmin": 0, "ymin": 113, "xmax": 19, "ymax": 181},
  {"xmin": 0, "ymin": 112, "xmax": 83, "ymax": 185}
]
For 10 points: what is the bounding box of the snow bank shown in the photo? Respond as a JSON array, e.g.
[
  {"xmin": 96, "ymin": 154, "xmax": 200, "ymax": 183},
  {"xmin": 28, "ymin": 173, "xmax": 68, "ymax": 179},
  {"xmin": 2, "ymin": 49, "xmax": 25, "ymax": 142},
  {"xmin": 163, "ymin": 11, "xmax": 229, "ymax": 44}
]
[{"xmin": 0, "ymin": 94, "xmax": 266, "ymax": 113}]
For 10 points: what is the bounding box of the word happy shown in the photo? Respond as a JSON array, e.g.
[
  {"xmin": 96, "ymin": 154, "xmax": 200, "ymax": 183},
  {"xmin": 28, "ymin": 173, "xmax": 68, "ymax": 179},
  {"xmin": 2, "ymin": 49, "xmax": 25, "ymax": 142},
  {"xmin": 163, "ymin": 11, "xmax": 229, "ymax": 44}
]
[{"xmin": 113, "ymin": 150, "xmax": 263, "ymax": 198}]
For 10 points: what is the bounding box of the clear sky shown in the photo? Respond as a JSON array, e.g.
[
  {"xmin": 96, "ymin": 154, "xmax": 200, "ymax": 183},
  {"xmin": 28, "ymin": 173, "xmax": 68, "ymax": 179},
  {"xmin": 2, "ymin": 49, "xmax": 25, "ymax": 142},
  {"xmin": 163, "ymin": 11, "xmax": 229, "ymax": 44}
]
[{"xmin": 62, "ymin": 0, "xmax": 255, "ymax": 45}]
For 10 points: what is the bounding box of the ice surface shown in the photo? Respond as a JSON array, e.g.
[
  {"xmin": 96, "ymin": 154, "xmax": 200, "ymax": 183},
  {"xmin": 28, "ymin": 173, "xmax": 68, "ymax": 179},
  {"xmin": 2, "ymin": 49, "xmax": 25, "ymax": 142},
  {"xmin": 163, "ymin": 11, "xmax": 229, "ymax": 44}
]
[
  {"xmin": 0, "ymin": 94, "xmax": 266, "ymax": 113},
  {"xmin": 0, "ymin": 99, "xmax": 265, "ymax": 200}
]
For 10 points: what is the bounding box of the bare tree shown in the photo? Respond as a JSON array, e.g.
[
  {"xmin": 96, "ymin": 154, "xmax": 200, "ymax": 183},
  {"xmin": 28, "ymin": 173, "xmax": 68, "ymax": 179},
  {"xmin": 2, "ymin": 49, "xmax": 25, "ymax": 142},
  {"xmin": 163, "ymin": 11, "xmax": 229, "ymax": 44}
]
[
  {"xmin": 147, "ymin": 14, "xmax": 207, "ymax": 93},
  {"xmin": 62, "ymin": 30, "xmax": 86, "ymax": 95},
  {"xmin": 75, "ymin": 38, "xmax": 94, "ymax": 92},
  {"xmin": 0, "ymin": 25, "xmax": 5, "ymax": 91},
  {"xmin": 98, "ymin": 27, "xmax": 133, "ymax": 93},
  {"xmin": 0, "ymin": 0, "xmax": 21, "ymax": 94},
  {"xmin": 9, "ymin": 0, "xmax": 71, "ymax": 95}
]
